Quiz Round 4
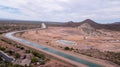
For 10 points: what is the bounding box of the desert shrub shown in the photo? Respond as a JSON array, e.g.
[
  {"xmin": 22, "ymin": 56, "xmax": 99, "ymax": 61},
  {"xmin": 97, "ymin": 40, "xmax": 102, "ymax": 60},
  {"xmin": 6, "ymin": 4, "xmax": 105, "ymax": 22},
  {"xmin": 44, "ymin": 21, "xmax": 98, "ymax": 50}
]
[
  {"xmin": 40, "ymin": 61, "xmax": 45, "ymax": 65},
  {"xmin": 25, "ymin": 50, "xmax": 31, "ymax": 53},
  {"xmin": 0, "ymin": 46, "xmax": 6, "ymax": 51},
  {"xmin": 14, "ymin": 53, "xmax": 20, "ymax": 59},
  {"xmin": 20, "ymin": 47, "xmax": 24, "ymax": 50},
  {"xmin": 32, "ymin": 51, "xmax": 45, "ymax": 59},
  {"xmin": 5, "ymin": 50, "xmax": 15, "ymax": 55},
  {"xmin": 64, "ymin": 47, "xmax": 70, "ymax": 50},
  {"xmin": 31, "ymin": 57, "xmax": 38, "ymax": 63}
]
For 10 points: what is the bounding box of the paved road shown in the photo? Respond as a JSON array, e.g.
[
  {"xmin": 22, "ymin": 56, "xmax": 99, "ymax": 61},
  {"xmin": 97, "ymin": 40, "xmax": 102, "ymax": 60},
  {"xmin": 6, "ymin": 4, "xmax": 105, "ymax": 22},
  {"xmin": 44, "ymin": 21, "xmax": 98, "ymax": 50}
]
[{"xmin": 0, "ymin": 51, "xmax": 14, "ymax": 62}]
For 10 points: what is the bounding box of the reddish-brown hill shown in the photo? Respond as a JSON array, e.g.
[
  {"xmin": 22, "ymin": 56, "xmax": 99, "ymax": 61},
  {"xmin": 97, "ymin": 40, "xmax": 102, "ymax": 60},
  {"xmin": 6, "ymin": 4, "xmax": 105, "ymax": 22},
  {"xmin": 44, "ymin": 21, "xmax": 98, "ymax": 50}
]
[{"xmin": 62, "ymin": 19, "xmax": 120, "ymax": 31}]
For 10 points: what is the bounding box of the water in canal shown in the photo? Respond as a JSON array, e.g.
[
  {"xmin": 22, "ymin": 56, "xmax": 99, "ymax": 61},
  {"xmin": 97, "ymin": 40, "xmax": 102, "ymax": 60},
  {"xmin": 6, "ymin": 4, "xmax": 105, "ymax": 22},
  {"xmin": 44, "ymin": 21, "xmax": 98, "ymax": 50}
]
[{"xmin": 5, "ymin": 32, "xmax": 103, "ymax": 67}]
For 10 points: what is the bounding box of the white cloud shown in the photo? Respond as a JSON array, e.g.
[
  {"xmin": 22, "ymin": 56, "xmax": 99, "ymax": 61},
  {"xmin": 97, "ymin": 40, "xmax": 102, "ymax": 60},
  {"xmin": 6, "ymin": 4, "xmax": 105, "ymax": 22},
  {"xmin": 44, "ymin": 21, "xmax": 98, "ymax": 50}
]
[{"xmin": 0, "ymin": 0, "xmax": 120, "ymax": 23}]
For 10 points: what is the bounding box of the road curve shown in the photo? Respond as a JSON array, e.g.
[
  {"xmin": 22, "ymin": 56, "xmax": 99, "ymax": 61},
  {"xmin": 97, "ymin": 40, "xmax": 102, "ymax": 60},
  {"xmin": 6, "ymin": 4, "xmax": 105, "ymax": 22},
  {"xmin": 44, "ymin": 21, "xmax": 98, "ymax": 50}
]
[
  {"xmin": 0, "ymin": 51, "xmax": 14, "ymax": 62},
  {"xmin": 4, "ymin": 31, "xmax": 104, "ymax": 67}
]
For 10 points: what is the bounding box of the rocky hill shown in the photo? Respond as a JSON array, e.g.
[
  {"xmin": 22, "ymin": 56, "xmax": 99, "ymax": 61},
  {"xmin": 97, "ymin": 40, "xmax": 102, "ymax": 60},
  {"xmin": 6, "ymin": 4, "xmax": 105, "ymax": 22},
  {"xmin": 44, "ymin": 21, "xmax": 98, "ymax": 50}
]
[
  {"xmin": 78, "ymin": 23, "xmax": 96, "ymax": 35},
  {"xmin": 63, "ymin": 19, "xmax": 120, "ymax": 31}
]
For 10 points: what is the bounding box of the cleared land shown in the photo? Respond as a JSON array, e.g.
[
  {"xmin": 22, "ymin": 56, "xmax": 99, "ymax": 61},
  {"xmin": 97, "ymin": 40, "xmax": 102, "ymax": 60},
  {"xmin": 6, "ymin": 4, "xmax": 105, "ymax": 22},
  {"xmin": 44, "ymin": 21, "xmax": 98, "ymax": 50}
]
[
  {"xmin": 19, "ymin": 27, "xmax": 120, "ymax": 52},
  {"xmin": 17, "ymin": 26, "xmax": 120, "ymax": 67}
]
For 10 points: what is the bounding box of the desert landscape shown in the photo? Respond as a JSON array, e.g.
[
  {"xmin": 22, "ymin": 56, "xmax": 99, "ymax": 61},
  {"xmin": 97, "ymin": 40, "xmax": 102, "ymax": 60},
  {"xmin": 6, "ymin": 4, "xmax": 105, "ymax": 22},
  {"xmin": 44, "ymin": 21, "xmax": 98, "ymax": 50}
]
[
  {"xmin": 0, "ymin": 20, "xmax": 120, "ymax": 67},
  {"xmin": 15, "ymin": 19, "xmax": 120, "ymax": 66},
  {"xmin": 0, "ymin": 0, "xmax": 120, "ymax": 67},
  {"xmin": 19, "ymin": 26, "xmax": 120, "ymax": 52},
  {"xmin": 0, "ymin": 22, "xmax": 76, "ymax": 67}
]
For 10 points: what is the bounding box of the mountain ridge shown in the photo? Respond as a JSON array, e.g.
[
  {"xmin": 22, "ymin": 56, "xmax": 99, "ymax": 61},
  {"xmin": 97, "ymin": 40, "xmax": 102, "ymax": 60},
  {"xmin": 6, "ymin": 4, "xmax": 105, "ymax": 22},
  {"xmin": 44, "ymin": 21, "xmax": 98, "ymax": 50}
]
[
  {"xmin": 64, "ymin": 19, "xmax": 120, "ymax": 31},
  {"xmin": 0, "ymin": 19, "xmax": 120, "ymax": 31}
]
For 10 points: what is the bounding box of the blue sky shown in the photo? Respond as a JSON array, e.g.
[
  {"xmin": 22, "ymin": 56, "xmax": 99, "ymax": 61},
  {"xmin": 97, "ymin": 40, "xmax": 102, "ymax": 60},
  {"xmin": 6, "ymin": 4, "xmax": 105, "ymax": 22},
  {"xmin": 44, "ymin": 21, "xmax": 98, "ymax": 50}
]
[{"xmin": 0, "ymin": 0, "xmax": 120, "ymax": 23}]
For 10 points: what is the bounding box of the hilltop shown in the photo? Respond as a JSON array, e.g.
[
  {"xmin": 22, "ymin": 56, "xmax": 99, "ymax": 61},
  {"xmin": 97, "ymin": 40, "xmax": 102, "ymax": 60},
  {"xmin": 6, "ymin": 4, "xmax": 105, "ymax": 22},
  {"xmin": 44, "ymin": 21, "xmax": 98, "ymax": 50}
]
[{"xmin": 63, "ymin": 19, "xmax": 120, "ymax": 31}]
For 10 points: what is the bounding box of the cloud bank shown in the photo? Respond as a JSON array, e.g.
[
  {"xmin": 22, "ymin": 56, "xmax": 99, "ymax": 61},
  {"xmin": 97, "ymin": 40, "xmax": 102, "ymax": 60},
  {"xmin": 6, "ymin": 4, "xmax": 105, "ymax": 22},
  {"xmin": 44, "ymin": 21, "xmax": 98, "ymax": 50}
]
[{"xmin": 0, "ymin": 0, "xmax": 120, "ymax": 23}]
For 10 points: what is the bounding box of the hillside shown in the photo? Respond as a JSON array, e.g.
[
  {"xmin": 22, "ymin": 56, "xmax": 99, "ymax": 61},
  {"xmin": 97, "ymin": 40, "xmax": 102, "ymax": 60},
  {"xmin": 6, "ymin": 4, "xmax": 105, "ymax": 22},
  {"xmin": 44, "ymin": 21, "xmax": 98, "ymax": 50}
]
[
  {"xmin": 63, "ymin": 19, "xmax": 120, "ymax": 31},
  {"xmin": 0, "ymin": 19, "xmax": 120, "ymax": 31}
]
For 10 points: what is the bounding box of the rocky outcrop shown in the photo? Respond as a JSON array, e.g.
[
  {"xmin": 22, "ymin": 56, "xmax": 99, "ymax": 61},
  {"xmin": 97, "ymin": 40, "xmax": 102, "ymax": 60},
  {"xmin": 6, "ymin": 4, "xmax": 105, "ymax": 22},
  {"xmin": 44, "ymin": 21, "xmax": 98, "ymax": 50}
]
[{"xmin": 78, "ymin": 23, "xmax": 96, "ymax": 35}]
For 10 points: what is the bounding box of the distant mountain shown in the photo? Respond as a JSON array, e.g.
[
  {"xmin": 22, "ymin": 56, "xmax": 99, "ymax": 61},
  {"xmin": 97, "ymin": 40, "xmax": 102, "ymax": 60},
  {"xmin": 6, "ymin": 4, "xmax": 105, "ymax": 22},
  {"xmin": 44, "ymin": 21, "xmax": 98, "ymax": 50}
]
[
  {"xmin": 79, "ymin": 19, "xmax": 99, "ymax": 28},
  {"xmin": 112, "ymin": 22, "xmax": 120, "ymax": 25},
  {"xmin": 63, "ymin": 19, "xmax": 120, "ymax": 31},
  {"xmin": 0, "ymin": 19, "xmax": 120, "ymax": 31},
  {"xmin": 61, "ymin": 19, "xmax": 98, "ymax": 27},
  {"xmin": 80, "ymin": 19, "xmax": 97, "ymax": 24},
  {"xmin": 81, "ymin": 19, "xmax": 120, "ymax": 31},
  {"xmin": 0, "ymin": 19, "xmax": 64, "ymax": 25}
]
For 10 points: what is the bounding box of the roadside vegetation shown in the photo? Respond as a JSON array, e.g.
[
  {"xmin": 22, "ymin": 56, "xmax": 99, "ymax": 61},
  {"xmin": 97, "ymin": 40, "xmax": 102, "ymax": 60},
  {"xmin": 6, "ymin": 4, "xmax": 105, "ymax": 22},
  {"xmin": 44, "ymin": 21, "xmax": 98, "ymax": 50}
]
[
  {"xmin": 0, "ymin": 46, "xmax": 6, "ymax": 51},
  {"xmin": 75, "ymin": 48, "xmax": 120, "ymax": 65},
  {"xmin": 63, "ymin": 45, "xmax": 120, "ymax": 65},
  {"xmin": 0, "ymin": 61, "xmax": 24, "ymax": 67},
  {"xmin": 0, "ymin": 22, "xmax": 41, "ymax": 34},
  {"xmin": 64, "ymin": 47, "xmax": 74, "ymax": 51},
  {"xmin": 0, "ymin": 38, "xmax": 50, "ymax": 67},
  {"xmin": 31, "ymin": 51, "xmax": 50, "ymax": 65}
]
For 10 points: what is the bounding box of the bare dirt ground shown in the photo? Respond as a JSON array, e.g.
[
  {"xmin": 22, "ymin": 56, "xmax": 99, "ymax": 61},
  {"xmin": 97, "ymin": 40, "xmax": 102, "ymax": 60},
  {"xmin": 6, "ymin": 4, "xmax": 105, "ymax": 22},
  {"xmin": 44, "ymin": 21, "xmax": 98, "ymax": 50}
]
[
  {"xmin": 38, "ymin": 59, "xmax": 73, "ymax": 67},
  {"xmin": 16, "ymin": 26, "xmax": 120, "ymax": 67},
  {"xmin": 19, "ymin": 27, "xmax": 120, "ymax": 52}
]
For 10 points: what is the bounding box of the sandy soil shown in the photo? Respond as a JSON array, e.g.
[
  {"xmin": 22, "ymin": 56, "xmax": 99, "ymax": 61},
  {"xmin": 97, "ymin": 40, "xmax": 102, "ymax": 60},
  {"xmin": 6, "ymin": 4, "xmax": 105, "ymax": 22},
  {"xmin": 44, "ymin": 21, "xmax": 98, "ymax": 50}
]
[
  {"xmin": 38, "ymin": 59, "xmax": 73, "ymax": 67},
  {"xmin": 17, "ymin": 26, "xmax": 120, "ymax": 67},
  {"xmin": 0, "ymin": 40, "xmax": 14, "ymax": 49},
  {"xmin": 19, "ymin": 27, "xmax": 120, "ymax": 52}
]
